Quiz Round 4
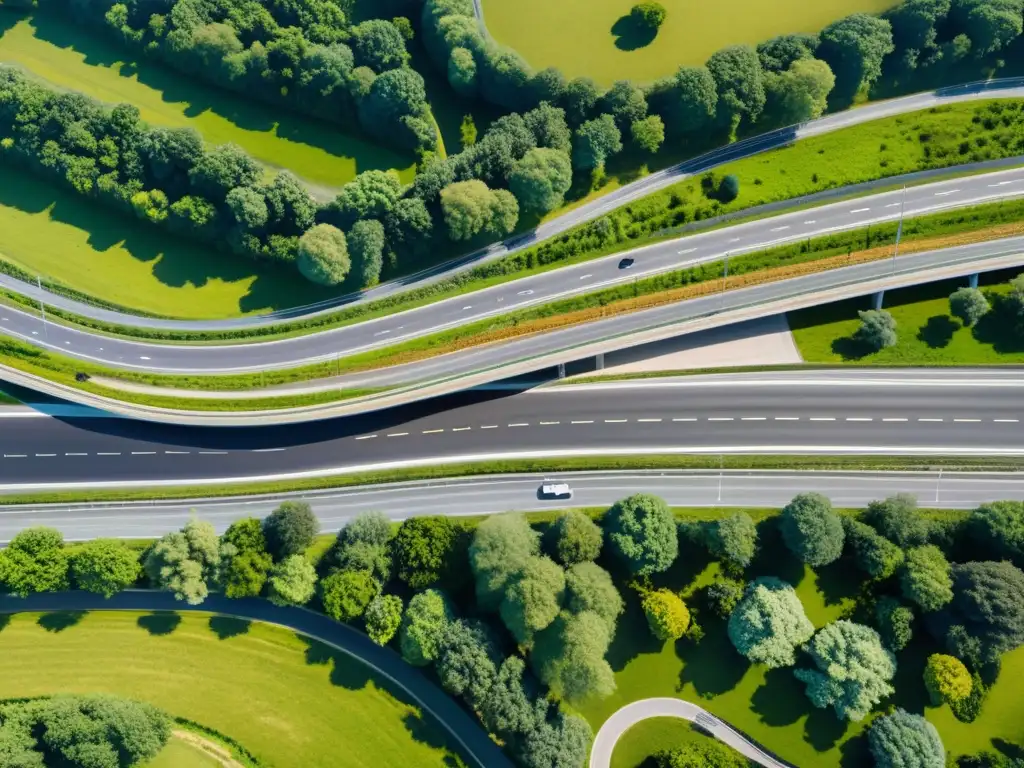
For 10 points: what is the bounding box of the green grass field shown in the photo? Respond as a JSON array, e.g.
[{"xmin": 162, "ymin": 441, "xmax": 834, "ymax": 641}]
[
  {"xmin": 790, "ymin": 272, "xmax": 1024, "ymax": 364},
  {"xmin": 574, "ymin": 523, "xmax": 1024, "ymax": 765},
  {"xmin": 0, "ymin": 611, "xmax": 463, "ymax": 768},
  {"xmin": 146, "ymin": 736, "xmax": 223, "ymax": 768},
  {"xmin": 0, "ymin": 165, "xmax": 335, "ymax": 318},
  {"xmin": 610, "ymin": 717, "xmax": 724, "ymax": 768},
  {"xmin": 0, "ymin": 13, "xmax": 416, "ymax": 192},
  {"xmin": 481, "ymin": 0, "xmax": 896, "ymax": 85}
]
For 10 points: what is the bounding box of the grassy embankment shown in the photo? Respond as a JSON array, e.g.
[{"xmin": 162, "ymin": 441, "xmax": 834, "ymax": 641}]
[
  {"xmin": 573, "ymin": 523, "xmax": 1024, "ymax": 766},
  {"xmin": 791, "ymin": 272, "xmax": 1024, "ymax": 364},
  {"xmin": 482, "ymin": 0, "xmax": 894, "ymax": 85},
  {"xmin": 0, "ymin": 611, "xmax": 464, "ymax": 768}
]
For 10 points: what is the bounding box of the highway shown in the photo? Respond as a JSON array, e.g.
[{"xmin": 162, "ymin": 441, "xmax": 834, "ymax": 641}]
[
  {"xmin": 3, "ymin": 169, "xmax": 1024, "ymax": 377},
  {"xmin": 8, "ymin": 79, "xmax": 1024, "ymax": 333}
]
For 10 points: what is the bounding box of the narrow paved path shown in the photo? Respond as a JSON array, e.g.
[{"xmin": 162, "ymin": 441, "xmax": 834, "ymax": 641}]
[
  {"xmin": 0, "ymin": 591, "xmax": 513, "ymax": 768},
  {"xmin": 590, "ymin": 697, "xmax": 797, "ymax": 768}
]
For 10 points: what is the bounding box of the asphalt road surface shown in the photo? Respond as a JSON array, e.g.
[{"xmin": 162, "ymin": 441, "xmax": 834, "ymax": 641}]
[
  {"xmin": 2, "ymin": 370, "xmax": 1024, "ymax": 496},
  {"xmin": 4, "ymin": 172, "xmax": 1024, "ymax": 378}
]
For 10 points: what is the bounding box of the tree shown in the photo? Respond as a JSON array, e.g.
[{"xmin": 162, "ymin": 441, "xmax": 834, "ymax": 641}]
[
  {"xmin": 795, "ymin": 620, "xmax": 896, "ymax": 721},
  {"xmin": 901, "ymin": 545, "xmax": 954, "ymax": 612},
  {"xmin": 924, "ymin": 653, "xmax": 972, "ymax": 705},
  {"xmin": 868, "ymin": 709, "xmax": 945, "ymax": 768},
  {"xmin": 572, "ymin": 114, "xmax": 623, "ymax": 170},
  {"xmin": 953, "ymin": 0, "xmax": 1024, "ymax": 55},
  {"xmin": 70, "ymin": 539, "xmax": 140, "ymax": 598},
  {"xmin": 855, "ymin": 309, "xmax": 897, "ymax": 351},
  {"xmin": 763, "ymin": 58, "xmax": 835, "ymax": 125},
  {"xmin": 642, "ymin": 588, "xmax": 691, "ymax": 641},
  {"xmin": 320, "ymin": 569, "xmax": 378, "ymax": 622},
  {"xmin": 949, "ymin": 286, "xmax": 990, "ymax": 326},
  {"xmin": 144, "ymin": 519, "xmax": 220, "ymax": 605},
  {"xmin": 222, "ymin": 517, "xmax": 267, "ymax": 554},
  {"xmin": 478, "ymin": 655, "xmax": 536, "ymax": 741},
  {"xmin": 532, "ymin": 610, "xmax": 615, "ymax": 704},
  {"xmin": 262, "ymin": 501, "xmax": 319, "ymax": 560},
  {"xmin": 548, "ymin": 510, "xmax": 602, "ymax": 566},
  {"xmin": 864, "ymin": 494, "xmax": 930, "ymax": 548},
  {"xmin": 325, "ymin": 170, "xmax": 402, "ymax": 230},
  {"xmin": 727, "ymin": 577, "xmax": 814, "ymax": 667},
  {"xmin": 400, "ymin": 588, "xmax": 454, "ymax": 666},
  {"xmin": 188, "ymin": 143, "xmax": 261, "ymax": 200},
  {"xmin": 358, "ymin": 68, "xmax": 429, "ymax": 136},
  {"xmin": 500, "ymin": 556, "xmax": 566, "ymax": 645},
  {"xmin": 385, "ymin": 197, "xmax": 433, "ymax": 262},
  {"xmin": 705, "ymin": 512, "xmax": 758, "ymax": 569},
  {"xmin": 757, "ymin": 33, "xmax": 820, "ymax": 72},
  {"xmin": 630, "ymin": 2, "xmax": 667, "ymax": 30},
  {"xmin": 436, "ymin": 619, "xmax": 500, "ymax": 707},
  {"xmin": 970, "ymin": 500, "xmax": 1024, "ymax": 567},
  {"xmin": 561, "ymin": 77, "xmax": 600, "ymax": 126},
  {"xmin": 470, "ymin": 513, "xmax": 540, "ymax": 610},
  {"xmin": 440, "ymin": 179, "xmax": 519, "ymax": 240},
  {"xmin": 448, "ymin": 47, "xmax": 477, "ymax": 96},
  {"xmin": 0, "ymin": 527, "xmax": 69, "ymax": 598},
  {"xmin": 221, "ymin": 548, "xmax": 272, "ymax": 599},
  {"xmin": 817, "ymin": 14, "xmax": 895, "ymax": 99},
  {"xmin": 876, "ymin": 596, "xmax": 915, "ymax": 651},
  {"xmin": 845, "ymin": 519, "xmax": 904, "ymax": 579},
  {"xmin": 297, "ymin": 223, "xmax": 349, "ymax": 286},
  {"xmin": 515, "ymin": 710, "xmax": 592, "ymax": 768},
  {"xmin": 887, "ymin": 0, "xmax": 951, "ymax": 51},
  {"xmin": 365, "ymin": 594, "xmax": 404, "ymax": 646},
  {"xmin": 631, "ymin": 115, "xmax": 665, "ymax": 154},
  {"xmin": 348, "ymin": 219, "xmax": 385, "ymax": 289},
  {"xmin": 706, "ymin": 45, "xmax": 766, "ymax": 131},
  {"xmin": 392, "ymin": 516, "xmax": 463, "ymax": 589},
  {"xmin": 930, "ymin": 561, "xmax": 1024, "ymax": 662},
  {"xmin": 266, "ymin": 555, "xmax": 317, "ymax": 606},
  {"xmin": 661, "ymin": 66, "xmax": 717, "ymax": 134},
  {"xmin": 350, "ymin": 19, "xmax": 407, "ymax": 71},
  {"xmin": 523, "ymin": 102, "xmax": 573, "ymax": 153},
  {"xmin": 508, "ymin": 147, "xmax": 573, "ymax": 213},
  {"xmin": 780, "ymin": 493, "xmax": 844, "ymax": 567},
  {"xmin": 564, "ymin": 562, "xmax": 623, "ymax": 631},
  {"xmin": 603, "ymin": 80, "xmax": 648, "ymax": 129},
  {"xmin": 332, "ymin": 511, "xmax": 392, "ymax": 585},
  {"xmin": 706, "ymin": 577, "xmax": 746, "ymax": 618},
  {"xmin": 605, "ymin": 493, "xmax": 678, "ymax": 575}
]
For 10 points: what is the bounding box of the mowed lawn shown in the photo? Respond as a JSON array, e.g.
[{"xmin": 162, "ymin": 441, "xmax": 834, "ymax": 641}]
[
  {"xmin": 0, "ymin": 611, "xmax": 464, "ymax": 768},
  {"xmin": 574, "ymin": 527, "xmax": 1024, "ymax": 766},
  {"xmin": 0, "ymin": 166, "xmax": 333, "ymax": 318},
  {"xmin": 146, "ymin": 737, "xmax": 223, "ymax": 768},
  {"xmin": 0, "ymin": 13, "xmax": 416, "ymax": 192},
  {"xmin": 790, "ymin": 273, "xmax": 1024, "ymax": 364},
  {"xmin": 610, "ymin": 717, "xmax": 718, "ymax": 768},
  {"xmin": 481, "ymin": 0, "xmax": 896, "ymax": 85}
]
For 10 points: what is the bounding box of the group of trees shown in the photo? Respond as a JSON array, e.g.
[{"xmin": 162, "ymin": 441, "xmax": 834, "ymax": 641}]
[
  {"xmin": 0, "ymin": 694, "xmax": 171, "ymax": 768},
  {"xmin": 54, "ymin": 0, "xmax": 438, "ymax": 156}
]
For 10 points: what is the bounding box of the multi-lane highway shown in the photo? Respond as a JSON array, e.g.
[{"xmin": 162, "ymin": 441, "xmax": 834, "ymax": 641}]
[
  {"xmin": 3, "ymin": 170, "xmax": 1024, "ymax": 377},
  {"xmin": 2, "ymin": 370, "xmax": 1024, "ymax": 492}
]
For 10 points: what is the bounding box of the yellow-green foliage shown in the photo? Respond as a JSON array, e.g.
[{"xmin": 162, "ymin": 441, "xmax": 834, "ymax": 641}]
[
  {"xmin": 924, "ymin": 654, "xmax": 972, "ymax": 706},
  {"xmin": 641, "ymin": 588, "xmax": 690, "ymax": 641}
]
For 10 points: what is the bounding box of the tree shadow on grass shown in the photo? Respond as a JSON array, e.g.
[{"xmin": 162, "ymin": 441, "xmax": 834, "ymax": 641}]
[
  {"xmin": 888, "ymin": 636, "xmax": 931, "ymax": 714},
  {"xmin": 747, "ymin": 520, "xmax": 806, "ymax": 587},
  {"xmin": 208, "ymin": 616, "xmax": 251, "ymax": 640},
  {"xmin": 813, "ymin": 559, "xmax": 863, "ymax": 609},
  {"xmin": 804, "ymin": 705, "xmax": 850, "ymax": 753},
  {"xmin": 751, "ymin": 667, "xmax": 810, "ymax": 727},
  {"xmin": 994, "ymin": 738, "xmax": 1024, "ymax": 759},
  {"xmin": 37, "ymin": 611, "xmax": 86, "ymax": 633},
  {"xmin": 972, "ymin": 296, "xmax": 1024, "ymax": 354},
  {"xmin": 830, "ymin": 335, "xmax": 873, "ymax": 362},
  {"xmin": 297, "ymin": 634, "xmax": 374, "ymax": 691},
  {"xmin": 916, "ymin": 315, "xmax": 959, "ymax": 348},
  {"xmin": 137, "ymin": 612, "xmax": 181, "ymax": 636},
  {"xmin": 677, "ymin": 617, "xmax": 749, "ymax": 699},
  {"xmin": 610, "ymin": 15, "xmax": 657, "ymax": 51},
  {"xmin": 26, "ymin": 14, "xmax": 415, "ymax": 180},
  {"xmin": 0, "ymin": 614, "xmax": 11, "ymax": 633},
  {"xmin": 606, "ymin": 590, "xmax": 664, "ymax": 672}
]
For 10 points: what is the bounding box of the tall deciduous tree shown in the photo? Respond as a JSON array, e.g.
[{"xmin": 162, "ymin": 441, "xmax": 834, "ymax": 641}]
[
  {"xmin": 844, "ymin": 518, "xmax": 904, "ymax": 579},
  {"xmin": 144, "ymin": 519, "xmax": 220, "ymax": 605},
  {"xmin": 0, "ymin": 527, "xmax": 69, "ymax": 598},
  {"xmin": 267, "ymin": 555, "xmax": 317, "ymax": 606},
  {"xmin": 400, "ymin": 588, "xmax": 455, "ymax": 666},
  {"xmin": 320, "ymin": 569, "xmax": 378, "ymax": 622},
  {"xmin": 548, "ymin": 510, "xmax": 603, "ymax": 566},
  {"xmin": 331, "ymin": 511, "xmax": 392, "ymax": 585},
  {"xmin": 817, "ymin": 14, "xmax": 894, "ymax": 100},
  {"xmin": 704, "ymin": 512, "xmax": 758, "ymax": 569},
  {"xmin": 727, "ymin": 577, "xmax": 814, "ymax": 667},
  {"xmin": 572, "ymin": 114, "xmax": 623, "ymax": 170},
  {"xmin": 876, "ymin": 597, "xmax": 914, "ymax": 651},
  {"xmin": 706, "ymin": 45, "xmax": 766, "ymax": 131},
  {"xmin": 508, "ymin": 147, "xmax": 573, "ymax": 213},
  {"xmin": 436, "ymin": 619, "xmax": 500, "ymax": 707},
  {"xmin": 70, "ymin": 539, "xmax": 141, "ymax": 598},
  {"xmin": 365, "ymin": 594, "xmax": 404, "ymax": 646},
  {"xmin": 923, "ymin": 653, "xmax": 972, "ymax": 705},
  {"xmin": 348, "ymin": 219, "xmax": 385, "ymax": 289},
  {"xmin": 500, "ymin": 556, "xmax": 566, "ymax": 645},
  {"xmin": 763, "ymin": 58, "xmax": 835, "ymax": 125},
  {"xmin": 605, "ymin": 493, "xmax": 678, "ymax": 575},
  {"xmin": 564, "ymin": 562, "xmax": 623, "ymax": 632},
  {"xmin": 392, "ymin": 516, "xmax": 463, "ymax": 589},
  {"xmin": 900, "ymin": 545, "xmax": 954, "ymax": 612},
  {"xmin": 631, "ymin": 115, "xmax": 665, "ymax": 154},
  {"xmin": 970, "ymin": 500, "xmax": 1024, "ymax": 567},
  {"xmin": 297, "ymin": 223, "xmax": 350, "ymax": 286},
  {"xmin": 868, "ymin": 709, "xmax": 945, "ymax": 768},
  {"xmin": 780, "ymin": 493, "xmax": 844, "ymax": 567},
  {"xmin": 864, "ymin": 494, "xmax": 930, "ymax": 548},
  {"xmin": 262, "ymin": 502, "xmax": 320, "ymax": 560},
  {"xmin": 532, "ymin": 610, "xmax": 615, "ymax": 704},
  {"xmin": 930, "ymin": 560, "xmax": 1024, "ymax": 662},
  {"xmin": 470, "ymin": 513, "xmax": 540, "ymax": 610},
  {"xmin": 440, "ymin": 179, "xmax": 519, "ymax": 240},
  {"xmin": 949, "ymin": 286, "xmax": 990, "ymax": 326}
]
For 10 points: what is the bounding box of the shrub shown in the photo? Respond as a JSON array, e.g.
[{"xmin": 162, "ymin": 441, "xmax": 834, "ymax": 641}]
[
  {"xmin": 854, "ymin": 309, "xmax": 898, "ymax": 351},
  {"xmin": 630, "ymin": 2, "xmax": 667, "ymax": 30},
  {"xmin": 924, "ymin": 653, "xmax": 972, "ymax": 706},
  {"xmin": 727, "ymin": 577, "xmax": 814, "ymax": 667},
  {"xmin": 949, "ymin": 286, "xmax": 990, "ymax": 326},
  {"xmin": 868, "ymin": 709, "xmax": 944, "ymax": 768},
  {"xmin": 297, "ymin": 224, "xmax": 350, "ymax": 286},
  {"xmin": 642, "ymin": 588, "xmax": 691, "ymax": 641},
  {"xmin": 718, "ymin": 174, "xmax": 740, "ymax": 202},
  {"xmin": 875, "ymin": 597, "xmax": 914, "ymax": 651},
  {"xmin": 548, "ymin": 510, "xmax": 603, "ymax": 565},
  {"xmin": 365, "ymin": 594, "xmax": 404, "ymax": 646}
]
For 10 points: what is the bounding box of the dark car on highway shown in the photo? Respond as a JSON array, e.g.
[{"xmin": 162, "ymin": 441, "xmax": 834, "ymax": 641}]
[{"xmin": 618, "ymin": 257, "xmax": 634, "ymax": 269}]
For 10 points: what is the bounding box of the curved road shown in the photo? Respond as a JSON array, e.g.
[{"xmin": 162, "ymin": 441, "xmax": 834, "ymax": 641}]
[
  {"xmin": 0, "ymin": 590, "xmax": 513, "ymax": 768},
  {"xmin": 590, "ymin": 698, "xmax": 795, "ymax": 768},
  {"xmin": 6, "ymin": 79, "xmax": 1024, "ymax": 335}
]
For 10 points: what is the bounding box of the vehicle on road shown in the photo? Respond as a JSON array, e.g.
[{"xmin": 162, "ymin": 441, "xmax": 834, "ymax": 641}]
[
  {"xmin": 539, "ymin": 481, "xmax": 573, "ymax": 499},
  {"xmin": 618, "ymin": 258, "xmax": 635, "ymax": 269}
]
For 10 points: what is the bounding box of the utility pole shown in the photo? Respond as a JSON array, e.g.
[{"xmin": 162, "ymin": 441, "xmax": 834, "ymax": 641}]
[
  {"xmin": 892, "ymin": 185, "xmax": 907, "ymax": 275},
  {"xmin": 36, "ymin": 275, "xmax": 48, "ymax": 341}
]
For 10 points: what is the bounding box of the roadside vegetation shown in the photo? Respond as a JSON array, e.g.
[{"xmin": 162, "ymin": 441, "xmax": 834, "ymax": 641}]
[
  {"xmin": 609, "ymin": 717, "xmax": 747, "ymax": 768},
  {"xmin": 2, "ymin": 494, "xmax": 1023, "ymax": 766},
  {"xmin": 791, "ymin": 270, "xmax": 1024, "ymax": 364}
]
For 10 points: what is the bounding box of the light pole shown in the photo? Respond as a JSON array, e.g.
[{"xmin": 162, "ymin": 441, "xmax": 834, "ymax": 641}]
[
  {"xmin": 36, "ymin": 275, "xmax": 48, "ymax": 341},
  {"xmin": 720, "ymin": 252, "xmax": 730, "ymax": 309},
  {"xmin": 891, "ymin": 185, "xmax": 907, "ymax": 275}
]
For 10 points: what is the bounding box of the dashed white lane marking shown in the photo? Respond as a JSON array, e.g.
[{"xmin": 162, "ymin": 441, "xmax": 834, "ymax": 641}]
[
  {"xmin": 131, "ymin": 451, "xmax": 156, "ymax": 455},
  {"xmin": 480, "ymin": 425, "xmax": 498, "ymax": 429},
  {"xmin": 919, "ymin": 418, "xmax": 943, "ymax": 422},
  {"xmin": 374, "ymin": 330, "xmax": 391, "ymax": 336},
  {"xmin": 517, "ymin": 290, "xmax": 533, "ymax": 296},
  {"xmin": 3, "ymin": 454, "xmax": 25, "ymax": 458},
  {"xmin": 883, "ymin": 418, "xmax": 908, "ymax": 422},
  {"xmin": 673, "ymin": 417, "xmax": 697, "ymax": 422},
  {"xmin": 810, "ymin": 417, "xmax": 836, "ymax": 421},
  {"xmin": 954, "ymin": 418, "xmax": 981, "ymax": 423},
  {"xmin": 708, "ymin": 417, "xmax": 734, "ymax": 421},
  {"xmin": 990, "ymin": 180, "xmax": 1017, "ymax": 187},
  {"xmin": 637, "ymin": 418, "xmax": 662, "ymax": 423},
  {"xmin": 770, "ymin": 226, "xmax": 790, "ymax": 232},
  {"xmin": 252, "ymin": 447, "xmax": 286, "ymax": 452},
  {"xmin": 572, "ymin": 420, "xmax": 594, "ymax": 424},
  {"xmin": 604, "ymin": 418, "xmax": 628, "ymax": 423},
  {"xmin": 508, "ymin": 422, "xmax": 529, "ymax": 427},
  {"xmin": 995, "ymin": 419, "xmax": 1020, "ymax": 423},
  {"xmin": 728, "ymin": 237, "xmax": 741, "ymax": 243},
  {"xmin": 387, "ymin": 432, "xmax": 409, "ymax": 437},
  {"xmin": 139, "ymin": 356, "xmax": 151, "ymax": 360},
  {"xmin": 846, "ymin": 417, "xmax": 872, "ymax": 421},
  {"xmin": 422, "ymin": 429, "xmax": 444, "ymax": 434},
  {"xmin": 452, "ymin": 426, "xmax": 472, "ymax": 431},
  {"xmin": 850, "ymin": 207, "xmax": 870, "ymax": 213},
  {"xmin": 199, "ymin": 451, "xmax": 227, "ymax": 455},
  {"xmin": 804, "ymin": 220, "xmax": 816, "ymax": 224},
  {"xmin": 775, "ymin": 417, "xmax": 799, "ymax": 421},
  {"xmin": 66, "ymin": 453, "xmax": 88, "ymax": 456},
  {"xmin": 355, "ymin": 435, "xmax": 377, "ymax": 440},
  {"xmin": 885, "ymin": 203, "xmax": 901, "ymax": 208},
  {"xmin": 678, "ymin": 248, "xmax": 697, "ymax": 255},
  {"xmin": 97, "ymin": 452, "xmax": 121, "ymax": 456},
  {"xmin": 934, "ymin": 189, "xmax": 960, "ymax": 196},
  {"xmin": 164, "ymin": 450, "xmax": 189, "ymax": 455},
  {"xmin": 539, "ymin": 421, "xmax": 560, "ymax": 425},
  {"xmin": 741, "ymin": 417, "xmax": 766, "ymax": 421},
  {"xmin": 579, "ymin": 274, "xmax": 593, "ymax": 280},
  {"xmin": 35, "ymin": 453, "xmax": 55, "ymax": 457}
]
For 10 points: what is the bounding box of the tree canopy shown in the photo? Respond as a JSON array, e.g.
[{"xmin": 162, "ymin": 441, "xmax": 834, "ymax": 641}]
[
  {"xmin": 400, "ymin": 588, "xmax": 455, "ymax": 666},
  {"xmin": 727, "ymin": 577, "xmax": 814, "ymax": 667},
  {"xmin": 262, "ymin": 502, "xmax": 320, "ymax": 560},
  {"xmin": 605, "ymin": 493, "xmax": 678, "ymax": 575},
  {"xmin": 0, "ymin": 527, "xmax": 69, "ymax": 598},
  {"xmin": 780, "ymin": 493, "xmax": 844, "ymax": 567},
  {"xmin": 548, "ymin": 511, "xmax": 603, "ymax": 566},
  {"xmin": 868, "ymin": 709, "xmax": 945, "ymax": 768}
]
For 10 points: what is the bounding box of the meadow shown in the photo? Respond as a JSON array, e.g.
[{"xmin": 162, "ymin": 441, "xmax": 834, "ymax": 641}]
[
  {"xmin": 0, "ymin": 12, "xmax": 417, "ymax": 194},
  {"xmin": 481, "ymin": 0, "xmax": 897, "ymax": 85},
  {"xmin": 0, "ymin": 611, "xmax": 463, "ymax": 768}
]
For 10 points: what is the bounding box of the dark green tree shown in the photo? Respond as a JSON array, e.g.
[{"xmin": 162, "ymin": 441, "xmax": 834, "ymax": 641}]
[
  {"xmin": 780, "ymin": 493, "xmax": 844, "ymax": 567},
  {"xmin": 262, "ymin": 501, "xmax": 320, "ymax": 560},
  {"xmin": 605, "ymin": 493, "xmax": 678, "ymax": 575}
]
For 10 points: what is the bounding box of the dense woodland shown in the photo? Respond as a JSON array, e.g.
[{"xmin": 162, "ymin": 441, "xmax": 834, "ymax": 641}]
[
  {"xmin": 1, "ymin": 0, "xmax": 1023, "ymax": 292},
  {"xmin": 2, "ymin": 492, "xmax": 1024, "ymax": 767}
]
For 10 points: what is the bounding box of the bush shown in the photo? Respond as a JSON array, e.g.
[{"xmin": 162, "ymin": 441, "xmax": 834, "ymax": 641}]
[
  {"xmin": 548, "ymin": 510, "xmax": 603, "ymax": 565},
  {"xmin": 642, "ymin": 588, "xmax": 691, "ymax": 641},
  {"xmin": 875, "ymin": 597, "xmax": 914, "ymax": 651},
  {"xmin": 297, "ymin": 224, "xmax": 350, "ymax": 286},
  {"xmin": 320, "ymin": 569, "xmax": 379, "ymax": 622},
  {"xmin": 70, "ymin": 539, "xmax": 141, "ymax": 598},
  {"xmin": 262, "ymin": 502, "xmax": 319, "ymax": 560},
  {"xmin": 924, "ymin": 653, "xmax": 972, "ymax": 705},
  {"xmin": 630, "ymin": 2, "xmax": 667, "ymax": 30},
  {"xmin": 949, "ymin": 286, "xmax": 990, "ymax": 326},
  {"xmin": 854, "ymin": 309, "xmax": 898, "ymax": 351},
  {"xmin": 718, "ymin": 174, "xmax": 740, "ymax": 202},
  {"xmin": 868, "ymin": 709, "xmax": 944, "ymax": 768}
]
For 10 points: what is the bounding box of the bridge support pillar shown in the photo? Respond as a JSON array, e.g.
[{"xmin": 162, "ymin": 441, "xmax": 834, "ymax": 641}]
[
  {"xmin": 969, "ymin": 273, "xmax": 979, "ymax": 289},
  {"xmin": 557, "ymin": 363, "xmax": 566, "ymax": 379},
  {"xmin": 872, "ymin": 290, "xmax": 885, "ymax": 311},
  {"xmin": 595, "ymin": 353, "xmax": 605, "ymax": 371}
]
